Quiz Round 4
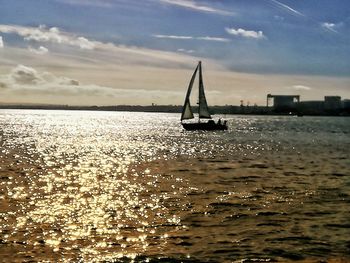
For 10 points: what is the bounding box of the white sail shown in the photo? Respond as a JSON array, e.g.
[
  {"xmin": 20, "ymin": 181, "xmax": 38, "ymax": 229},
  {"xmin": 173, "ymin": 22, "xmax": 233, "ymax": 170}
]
[
  {"xmin": 198, "ymin": 62, "xmax": 211, "ymax": 119},
  {"xmin": 182, "ymin": 102, "xmax": 194, "ymax": 120},
  {"xmin": 181, "ymin": 64, "xmax": 198, "ymax": 121}
]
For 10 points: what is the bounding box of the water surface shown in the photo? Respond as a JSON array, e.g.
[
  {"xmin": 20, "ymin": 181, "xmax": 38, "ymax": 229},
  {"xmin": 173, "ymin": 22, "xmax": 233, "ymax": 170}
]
[{"xmin": 0, "ymin": 110, "xmax": 349, "ymax": 262}]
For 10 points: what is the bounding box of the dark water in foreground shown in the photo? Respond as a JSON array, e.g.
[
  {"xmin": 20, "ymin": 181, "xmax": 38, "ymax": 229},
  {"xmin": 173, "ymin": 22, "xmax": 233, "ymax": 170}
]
[{"xmin": 0, "ymin": 110, "xmax": 349, "ymax": 262}]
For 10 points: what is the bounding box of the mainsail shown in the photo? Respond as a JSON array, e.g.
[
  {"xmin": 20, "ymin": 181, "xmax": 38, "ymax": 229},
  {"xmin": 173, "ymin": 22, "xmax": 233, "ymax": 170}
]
[
  {"xmin": 181, "ymin": 61, "xmax": 211, "ymax": 121},
  {"xmin": 181, "ymin": 64, "xmax": 198, "ymax": 121},
  {"xmin": 198, "ymin": 62, "xmax": 211, "ymax": 119}
]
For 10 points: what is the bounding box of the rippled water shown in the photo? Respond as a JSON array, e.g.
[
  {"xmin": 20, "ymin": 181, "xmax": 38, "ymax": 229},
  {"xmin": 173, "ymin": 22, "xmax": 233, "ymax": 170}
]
[{"xmin": 0, "ymin": 110, "xmax": 349, "ymax": 262}]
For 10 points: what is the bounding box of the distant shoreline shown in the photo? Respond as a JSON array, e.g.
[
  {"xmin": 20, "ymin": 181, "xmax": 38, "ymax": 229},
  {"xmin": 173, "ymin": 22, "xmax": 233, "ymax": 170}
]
[{"xmin": 0, "ymin": 104, "xmax": 349, "ymax": 116}]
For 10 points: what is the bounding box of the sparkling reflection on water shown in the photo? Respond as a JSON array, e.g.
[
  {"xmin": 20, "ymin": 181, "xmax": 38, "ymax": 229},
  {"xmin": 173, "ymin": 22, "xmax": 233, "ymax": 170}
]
[{"xmin": 0, "ymin": 110, "xmax": 349, "ymax": 262}]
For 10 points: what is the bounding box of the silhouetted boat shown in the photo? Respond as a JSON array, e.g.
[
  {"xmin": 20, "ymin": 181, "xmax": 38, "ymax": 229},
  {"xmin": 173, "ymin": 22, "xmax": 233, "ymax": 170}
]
[{"xmin": 181, "ymin": 61, "xmax": 228, "ymax": 131}]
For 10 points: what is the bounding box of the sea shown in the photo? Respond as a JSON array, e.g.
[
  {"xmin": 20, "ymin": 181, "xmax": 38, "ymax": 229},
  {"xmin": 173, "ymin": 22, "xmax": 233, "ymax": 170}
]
[{"xmin": 0, "ymin": 109, "xmax": 349, "ymax": 262}]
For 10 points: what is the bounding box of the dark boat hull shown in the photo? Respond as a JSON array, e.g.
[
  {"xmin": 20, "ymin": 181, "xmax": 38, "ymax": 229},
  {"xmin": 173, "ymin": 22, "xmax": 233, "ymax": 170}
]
[{"xmin": 182, "ymin": 122, "xmax": 228, "ymax": 131}]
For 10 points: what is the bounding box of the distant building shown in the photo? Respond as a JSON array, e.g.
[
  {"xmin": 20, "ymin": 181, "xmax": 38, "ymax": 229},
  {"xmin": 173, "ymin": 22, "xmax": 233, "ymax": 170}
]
[
  {"xmin": 299, "ymin": 100, "xmax": 324, "ymax": 113},
  {"xmin": 324, "ymin": 96, "xmax": 341, "ymax": 110},
  {"xmin": 343, "ymin": 99, "xmax": 350, "ymax": 110},
  {"xmin": 297, "ymin": 96, "xmax": 345, "ymax": 115},
  {"xmin": 266, "ymin": 94, "xmax": 300, "ymax": 111}
]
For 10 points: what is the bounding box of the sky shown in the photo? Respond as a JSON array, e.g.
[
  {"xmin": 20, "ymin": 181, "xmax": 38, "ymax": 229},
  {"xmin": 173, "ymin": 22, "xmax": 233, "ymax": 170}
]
[{"xmin": 0, "ymin": 0, "xmax": 349, "ymax": 106}]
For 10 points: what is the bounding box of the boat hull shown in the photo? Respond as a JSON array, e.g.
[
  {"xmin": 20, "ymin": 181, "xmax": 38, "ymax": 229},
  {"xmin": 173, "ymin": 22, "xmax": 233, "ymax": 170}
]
[{"xmin": 182, "ymin": 122, "xmax": 228, "ymax": 131}]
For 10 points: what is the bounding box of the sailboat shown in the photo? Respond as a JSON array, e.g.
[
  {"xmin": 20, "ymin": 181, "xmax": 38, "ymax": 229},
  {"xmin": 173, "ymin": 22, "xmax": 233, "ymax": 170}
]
[{"xmin": 181, "ymin": 61, "xmax": 228, "ymax": 131}]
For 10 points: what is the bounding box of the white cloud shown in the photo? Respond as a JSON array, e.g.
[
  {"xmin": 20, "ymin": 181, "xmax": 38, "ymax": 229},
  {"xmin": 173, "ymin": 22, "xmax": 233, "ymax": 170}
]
[
  {"xmin": 0, "ymin": 36, "xmax": 3, "ymax": 48},
  {"xmin": 0, "ymin": 24, "xmax": 96, "ymax": 50},
  {"xmin": 0, "ymin": 64, "xmax": 119, "ymax": 97},
  {"xmin": 322, "ymin": 22, "xmax": 335, "ymax": 29},
  {"xmin": 290, "ymin": 85, "xmax": 312, "ymax": 91},
  {"xmin": 225, "ymin": 28, "xmax": 265, "ymax": 39},
  {"xmin": 159, "ymin": 0, "xmax": 234, "ymax": 16},
  {"xmin": 0, "ymin": 24, "xmax": 201, "ymax": 69},
  {"xmin": 153, "ymin": 34, "xmax": 193, "ymax": 40},
  {"xmin": 270, "ymin": 0, "xmax": 304, "ymax": 17},
  {"xmin": 321, "ymin": 22, "xmax": 339, "ymax": 33},
  {"xmin": 29, "ymin": 46, "xmax": 49, "ymax": 55},
  {"xmin": 177, "ymin": 48, "xmax": 194, "ymax": 53},
  {"xmin": 197, "ymin": 36, "xmax": 230, "ymax": 42},
  {"xmin": 23, "ymin": 25, "xmax": 62, "ymax": 42},
  {"xmin": 10, "ymin": 65, "xmax": 42, "ymax": 85},
  {"xmin": 0, "ymin": 65, "xmax": 185, "ymax": 104},
  {"xmin": 154, "ymin": 34, "xmax": 230, "ymax": 42},
  {"xmin": 4, "ymin": 64, "xmax": 80, "ymax": 89},
  {"xmin": 75, "ymin": 37, "xmax": 95, "ymax": 50}
]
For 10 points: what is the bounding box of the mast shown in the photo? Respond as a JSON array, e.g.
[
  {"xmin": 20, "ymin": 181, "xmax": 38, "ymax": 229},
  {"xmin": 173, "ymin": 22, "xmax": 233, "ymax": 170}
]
[
  {"xmin": 198, "ymin": 61, "xmax": 211, "ymax": 119},
  {"xmin": 181, "ymin": 63, "xmax": 199, "ymax": 121}
]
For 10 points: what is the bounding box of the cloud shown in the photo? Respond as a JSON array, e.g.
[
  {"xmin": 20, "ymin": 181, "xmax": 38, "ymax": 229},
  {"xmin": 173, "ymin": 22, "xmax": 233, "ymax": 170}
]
[
  {"xmin": 159, "ymin": 0, "xmax": 234, "ymax": 16},
  {"xmin": 0, "ymin": 24, "xmax": 96, "ymax": 50},
  {"xmin": 75, "ymin": 37, "xmax": 95, "ymax": 49},
  {"xmin": 321, "ymin": 22, "xmax": 342, "ymax": 33},
  {"xmin": 29, "ymin": 46, "xmax": 49, "ymax": 55},
  {"xmin": 177, "ymin": 48, "xmax": 194, "ymax": 53},
  {"xmin": 153, "ymin": 34, "xmax": 230, "ymax": 42},
  {"xmin": 153, "ymin": 34, "xmax": 193, "ymax": 40},
  {"xmin": 0, "ymin": 65, "xmax": 79, "ymax": 89},
  {"xmin": 225, "ymin": 28, "xmax": 265, "ymax": 39},
  {"xmin": 290, "ymin": 85, "xmax": 312, "ymax": 91},
  {"xmin": 0, "ymin": 64, "xmax": 119, "ymax": 97},
  {"xmin": 0, "ymin": 24, "xmax": 203, "ymax": 70},
  {"xmin": 269, "ymin": 0, "xmax": 304, "ymax": 17},
  {"xmin": 270, "ymin": 1, "xmax": 343, "ymax": 36},
  {"xmin": 10, "ymin": 65, "xmax": 43, "ymax": 85},
  {"xmin": 0, "ymin": 36, "xmax": 3, "ymax": 48},
  {"xmin": 0, "ymin": 65, "xmax": 186, "ymax": 104},
  {"xmin": 4, "ymin": 64, "xmax": 80, "ymax": 88},
  {"xmin": 197, "ymin": 36, "xmax": 230, "ymax": 42},
  {"xmin": 23, "ymin": 25, "xmax": 62, "ymax": 42}
]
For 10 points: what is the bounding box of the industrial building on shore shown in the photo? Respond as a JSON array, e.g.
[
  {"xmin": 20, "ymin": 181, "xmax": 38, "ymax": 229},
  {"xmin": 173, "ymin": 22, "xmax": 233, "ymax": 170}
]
[{"xmin": 266, "ymin": 94, "xmax": 349, "ymax": 115}]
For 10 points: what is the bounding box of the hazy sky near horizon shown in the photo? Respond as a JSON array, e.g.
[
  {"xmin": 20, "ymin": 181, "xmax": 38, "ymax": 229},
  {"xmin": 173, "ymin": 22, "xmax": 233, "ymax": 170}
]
[{"xmin": 0, "ymin": 0, "xmax": 349, "ymax": 106}]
